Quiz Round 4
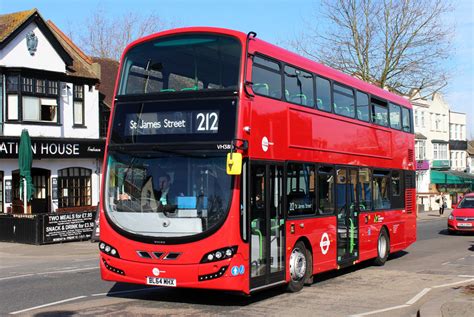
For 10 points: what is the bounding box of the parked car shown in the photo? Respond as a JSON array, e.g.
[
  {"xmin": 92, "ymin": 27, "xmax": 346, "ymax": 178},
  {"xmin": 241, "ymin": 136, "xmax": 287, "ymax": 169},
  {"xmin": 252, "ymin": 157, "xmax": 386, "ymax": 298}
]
[{"xmin": 448, "ymin": 193, "xmax": 474, "ymax": 234}]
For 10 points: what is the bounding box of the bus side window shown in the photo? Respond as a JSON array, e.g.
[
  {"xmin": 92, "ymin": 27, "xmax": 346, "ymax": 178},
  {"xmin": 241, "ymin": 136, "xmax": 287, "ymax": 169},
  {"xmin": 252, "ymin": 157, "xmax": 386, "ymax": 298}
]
[
  {"xmin": 402, "ymin": 107, "xmax": 412, "ymax": 132},
  {"xmin": 390, "ymin": 170, "xmax": 404, "ymax": 209},
  {"xmin": 316, "ymin": 77, "xmax": 331, "ymax": 112},
  {"xmin": 317, "ymin": 166, "xmax": 335, "ymax": 215},
  {"xmin": 333, "ymin": 83, "xmax": 355, "ymax": 118},
  {"xmin": 389, "ymin": 103, "xmax": 402, "ymax": 130},
  {"xmin": 286, "ymin": 163, "xmax": 315, "ymax": 216},
  {"xmin": 284, "ymin": 66, "xmax": 313, "ymax": 107},
  {"xmin": 373, "ymin": 170, "xmax": 391, "ymax": 210},
  {"xmin": 358, "ymin": 168, "xmax": 372, "ymax": 211},
  {"xmin": 371, "ymin": 101, "xmax": 388, "ymax": 127},
  {"xmin": 252, "ymin": 56, "xmax": 282, "ymax": 98},
  {"xmin": 356, "ymin": 91, "xmax": 370, "ymax": 122}
]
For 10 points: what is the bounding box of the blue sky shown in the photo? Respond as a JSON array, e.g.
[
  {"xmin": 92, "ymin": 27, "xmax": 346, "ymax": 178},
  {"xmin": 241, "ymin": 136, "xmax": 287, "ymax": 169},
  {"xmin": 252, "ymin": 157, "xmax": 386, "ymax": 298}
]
[{"xmin": 2, "ymin": 0, "xmax": 473, "ymax": 137}]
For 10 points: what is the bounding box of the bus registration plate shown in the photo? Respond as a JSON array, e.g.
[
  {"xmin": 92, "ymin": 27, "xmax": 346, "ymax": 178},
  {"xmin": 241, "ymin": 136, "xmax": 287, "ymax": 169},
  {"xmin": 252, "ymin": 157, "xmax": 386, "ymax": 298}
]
[{"xmin": 146, "ymin": 277, "xmax": 177, "ymax": 287}]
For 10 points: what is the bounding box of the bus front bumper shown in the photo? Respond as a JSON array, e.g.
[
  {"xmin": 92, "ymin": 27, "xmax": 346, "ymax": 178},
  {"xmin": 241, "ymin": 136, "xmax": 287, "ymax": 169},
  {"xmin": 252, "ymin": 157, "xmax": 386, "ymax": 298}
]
[{"xmin": 100, "ymin": 254, "xmax": 249, "ymax": 293}]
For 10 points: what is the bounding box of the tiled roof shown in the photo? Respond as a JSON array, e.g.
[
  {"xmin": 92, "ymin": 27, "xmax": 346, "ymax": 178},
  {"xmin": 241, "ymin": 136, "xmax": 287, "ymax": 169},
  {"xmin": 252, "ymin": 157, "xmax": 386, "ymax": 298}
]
[
  {"xmin": 47, "ymin": 20, "xmax": 100, "ymax": 81},
  {"xmin": 92, "ymin": 57, "xmax": 119, "ymax": 107},
  {"xmin": 0, "ymin": 8, "xmax": 37, "ymax": 43}
]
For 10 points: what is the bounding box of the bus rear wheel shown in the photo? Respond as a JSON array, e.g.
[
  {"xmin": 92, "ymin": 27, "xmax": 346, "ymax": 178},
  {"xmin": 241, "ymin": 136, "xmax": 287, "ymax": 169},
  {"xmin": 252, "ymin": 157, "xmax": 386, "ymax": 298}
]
[
  {"xmin": 373, "ymin": 228, "xmax": 390, "ymax": 266},
  {"xmin": 287, "ymin": 241, "xmax": 309, "ymax": 292}
]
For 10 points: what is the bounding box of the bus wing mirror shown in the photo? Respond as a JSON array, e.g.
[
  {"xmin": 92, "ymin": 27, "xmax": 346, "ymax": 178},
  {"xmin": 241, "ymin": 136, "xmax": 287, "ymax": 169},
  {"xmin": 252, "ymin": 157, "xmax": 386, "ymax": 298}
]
[{"xmin": 226, "ymin": 153, "xmax": 242, "ymax": 175}]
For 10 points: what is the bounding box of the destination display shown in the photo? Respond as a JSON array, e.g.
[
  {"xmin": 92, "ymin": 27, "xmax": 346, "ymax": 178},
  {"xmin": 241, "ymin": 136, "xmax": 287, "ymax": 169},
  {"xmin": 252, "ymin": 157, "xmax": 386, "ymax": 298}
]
[
  {"xmin": 126, "ymin": 111, "xmax": 219, "ymax": 136},
  {"xmin": 111, "ymin": 98, "xmax": 236, "ymax": 144},
  {"xmin": 43, "ymin": 211, "xmax": 96, "ymax": 243}
]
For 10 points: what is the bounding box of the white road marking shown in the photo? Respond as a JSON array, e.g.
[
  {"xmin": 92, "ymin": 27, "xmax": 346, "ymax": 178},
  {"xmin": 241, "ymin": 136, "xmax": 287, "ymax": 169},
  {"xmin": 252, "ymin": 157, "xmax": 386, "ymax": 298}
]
[
  {"xmin": 0, "ymin": 274, "xmax": 34, "ymax": 281},
  {"xmin": 406, "ymin": 288, "xmax": 431, "ymax": 305},
  {"xmin": 457, "ymin": 257, "xmax": 465, "ymax": 261},
  {"xmin": 441, "ymin": 261, "xmax": 450, "ymax": 265},
  {"xmin": 0, "ymin": 267, "xmax": 97, "ymax": 281},
  {"xmin": 458, "ymin": 275, "xmax": 474, "ymax": 278},
  {"xmin": 353, "ymin": 278, "xmax": 474, "ymax": 316},
  {"xmin": 10, "ymin": 296, "xmax": 87, "ymax": 315},
  {"xmin": 432, "ymin": 278, "xmax": 474, "ymax": 289}
]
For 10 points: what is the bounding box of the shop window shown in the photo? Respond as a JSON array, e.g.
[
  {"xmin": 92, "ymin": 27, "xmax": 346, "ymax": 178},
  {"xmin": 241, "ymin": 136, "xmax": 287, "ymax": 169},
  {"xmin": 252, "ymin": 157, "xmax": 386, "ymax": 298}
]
[
  {"xmin": 58, "ymin": 167, "xmax": 92, "ymax": 208},
  {"xmin": 252, "ymin": 55, "xmax": 282, "ymax": 98},
  {"xmin": 7, "ymin": 95, "xmax": 19, "ymax": 120},
  {"xmin": 373, "ymin": 170, "xmax": 390, "ymax": 209},
  {"xmin": 48, "ymin": 80, "xmax": 58, "ymax": 95},
  {"xmin": 7, "ymin": 75, "xmax": 19, "ymax": 91},
  {"xmin": 22, "ymin": 96, "xmax": 57, "ymax": 122},
  {"xmin": 287, "ymin": 163, "xmax": 315, "ymax": 216},
  {"xmin": 5, "ymin": 74, "xmax": 59, "ymax": 123},
  {"xmin": 318, "ymin": 166, "xmax": 334, "ymax": 215},
  {"xmin": 73, "ymin": 85, "xmax": 85, "ymax": 126},
  {"xmin": 0, "ymin": 172, "xmax": 3, "ymax": 213},
  {"xmin": 36, "ymin": 79, "xmax": 46, "ymax": 94},
  {"xmin": 99, "ymin": 102, "xmax": 110, "ymax": 138},
  {"xmin": 284, "ymin": 66, "xmax": 313, "ymax": 107},
  {"xmin": 22, "ymin": 77, "xmax": 34, "ymax": 93},
  {"xmin": 6, "ymin": 75, "xmax": 19, "ymax": 121}
]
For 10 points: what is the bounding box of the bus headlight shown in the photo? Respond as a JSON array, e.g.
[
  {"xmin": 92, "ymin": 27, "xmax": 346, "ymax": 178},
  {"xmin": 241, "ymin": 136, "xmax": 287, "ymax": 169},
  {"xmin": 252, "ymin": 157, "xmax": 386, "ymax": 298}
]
[
  {"xmin": 99, "ymin": 240, "xmax": 120, "ymax": 258},
  {"xmin": 200, "ymin": 246, "xmax": 238, "ymax": 263}
]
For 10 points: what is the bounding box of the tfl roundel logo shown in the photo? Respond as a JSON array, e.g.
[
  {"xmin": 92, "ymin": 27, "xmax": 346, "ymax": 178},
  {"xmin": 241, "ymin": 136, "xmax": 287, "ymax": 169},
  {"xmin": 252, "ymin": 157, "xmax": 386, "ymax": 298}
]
[{"xmin": 320, "ymin": 233, "xmax": 330, "ymax": 255}]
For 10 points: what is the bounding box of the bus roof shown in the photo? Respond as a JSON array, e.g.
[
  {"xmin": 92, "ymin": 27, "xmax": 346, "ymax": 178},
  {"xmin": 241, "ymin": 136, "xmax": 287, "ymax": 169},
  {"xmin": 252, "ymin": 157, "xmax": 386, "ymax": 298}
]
[{"xmin": 121, "ymin": 27, "xmax": 411, "ymax": 109}]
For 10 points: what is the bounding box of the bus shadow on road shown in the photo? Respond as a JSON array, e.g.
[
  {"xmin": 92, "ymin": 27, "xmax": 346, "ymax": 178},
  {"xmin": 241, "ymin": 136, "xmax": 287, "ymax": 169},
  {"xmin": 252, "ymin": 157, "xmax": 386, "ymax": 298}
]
[
  {"xmin": 105, "ymin": 282, "xmax": 286, "ymax": 306},
  {"xmin": 104, "ymin": 252, "xmax": 410, "ymax": 306}
]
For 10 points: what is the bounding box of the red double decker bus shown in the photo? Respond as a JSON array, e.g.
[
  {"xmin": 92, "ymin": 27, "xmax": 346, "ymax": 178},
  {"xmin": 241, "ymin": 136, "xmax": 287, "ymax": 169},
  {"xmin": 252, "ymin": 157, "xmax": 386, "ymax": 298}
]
[{"xmin": 99, "ymin": 27, "xmax": 416, "ymax": 294}]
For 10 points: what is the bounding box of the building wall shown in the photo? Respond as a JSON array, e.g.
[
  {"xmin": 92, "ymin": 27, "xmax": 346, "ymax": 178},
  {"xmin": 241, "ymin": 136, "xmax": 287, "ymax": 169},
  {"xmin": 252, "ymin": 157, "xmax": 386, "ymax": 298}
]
[
  {"xmin": 412, "ymin": 92, "xmax": 470, "ymax": 211},
  {"xmin": 0, "ymin": 15, "xmax": 103, "ymax": 214},
  {"xmin": 0, "ymin": 22, "xmax": 64, "ymax": 72}
]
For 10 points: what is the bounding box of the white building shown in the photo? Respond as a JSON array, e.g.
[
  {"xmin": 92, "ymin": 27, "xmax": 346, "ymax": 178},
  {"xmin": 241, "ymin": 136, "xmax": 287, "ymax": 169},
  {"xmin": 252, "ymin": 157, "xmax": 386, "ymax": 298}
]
[
  {"xmin": 412, "ymin": 92, "xmax": 473, "ymax": 211},
  {"xmin": 449, "ymin": 111, "xmax": 467, "ymax": 172},
  {"xmin": 0, "ymin": 9, "xmax": 105, "ymax": 214}
]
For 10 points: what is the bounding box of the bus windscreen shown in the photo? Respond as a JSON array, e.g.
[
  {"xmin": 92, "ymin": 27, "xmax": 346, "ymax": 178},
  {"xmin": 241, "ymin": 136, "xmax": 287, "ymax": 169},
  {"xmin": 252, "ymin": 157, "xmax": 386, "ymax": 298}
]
[{"xmin": 118, "ymin": 34, "xmax": 242, "ymax": 95}]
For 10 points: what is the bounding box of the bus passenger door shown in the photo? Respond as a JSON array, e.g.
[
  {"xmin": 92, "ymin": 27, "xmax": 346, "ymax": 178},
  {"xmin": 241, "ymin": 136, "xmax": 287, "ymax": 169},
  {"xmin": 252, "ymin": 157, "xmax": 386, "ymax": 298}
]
[
  {"xmin": 336, "ymin": 167, "xmax": 359, "ymax": 265},
  {"xmin": 249, "ymin": 163, "xmax": 285, "ymax": 290}
]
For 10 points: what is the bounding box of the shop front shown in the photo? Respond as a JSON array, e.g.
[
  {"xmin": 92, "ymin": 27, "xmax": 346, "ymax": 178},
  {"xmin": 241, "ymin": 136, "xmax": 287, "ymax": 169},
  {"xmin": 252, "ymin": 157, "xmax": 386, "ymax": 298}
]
[
  {"xmin": 431, "ymin": 170, "xmax": 474, "ymax": 206},
  {"xmin": 0, "ymin": 136, "xmax": 105, "ymax": 214}
]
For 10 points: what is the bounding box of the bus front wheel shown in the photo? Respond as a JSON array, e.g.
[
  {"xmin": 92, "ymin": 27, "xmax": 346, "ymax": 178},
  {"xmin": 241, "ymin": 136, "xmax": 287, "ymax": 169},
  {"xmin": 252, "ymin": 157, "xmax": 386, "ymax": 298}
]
[
  {"xmin": 373, "ymin": 228, "xmax": 390, "ymax": 266},
  {"xmin": 287, "ymin": 241, "xmax": 309, "ymax": 292}
]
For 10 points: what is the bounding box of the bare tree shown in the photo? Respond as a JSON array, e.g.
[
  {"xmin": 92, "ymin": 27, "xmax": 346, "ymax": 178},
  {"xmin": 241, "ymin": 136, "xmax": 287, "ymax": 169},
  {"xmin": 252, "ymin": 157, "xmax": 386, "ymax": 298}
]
[
  {"xmin": 76, "ymin": 8, "xmax": 172, "ymax": 60},
  {"xmin": 291, "ymin": 0, "xmax": 453, "ymax": 99}
]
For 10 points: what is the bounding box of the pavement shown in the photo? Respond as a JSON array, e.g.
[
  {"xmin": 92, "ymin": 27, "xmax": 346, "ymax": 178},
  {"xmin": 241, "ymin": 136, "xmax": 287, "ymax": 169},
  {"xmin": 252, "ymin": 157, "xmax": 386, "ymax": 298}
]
[
  {"xmin": 416, "ymin": 208, "xmax": 474, "ymax": 317},
  {"xmin": 417, "ymin": 208, "xmax": 453, "ymax": 221}
]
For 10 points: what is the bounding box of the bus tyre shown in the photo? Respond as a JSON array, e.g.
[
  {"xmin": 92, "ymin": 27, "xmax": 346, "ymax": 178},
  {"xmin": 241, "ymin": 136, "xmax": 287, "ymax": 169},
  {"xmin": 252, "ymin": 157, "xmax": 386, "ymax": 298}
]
[
  {"xmin": 374, "ymin": 228, "xmax": 390, "ymax": 266},
  {"xmin": 287, "ymin": 241, "xmax": 308, "ymax": 292}
]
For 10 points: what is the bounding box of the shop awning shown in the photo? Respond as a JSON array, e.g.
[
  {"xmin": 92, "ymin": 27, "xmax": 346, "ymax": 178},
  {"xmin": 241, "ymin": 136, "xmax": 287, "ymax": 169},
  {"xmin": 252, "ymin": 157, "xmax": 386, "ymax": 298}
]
[{"xmin": 431, "ymin": 170, "xmax": 474, "ymax": 185}]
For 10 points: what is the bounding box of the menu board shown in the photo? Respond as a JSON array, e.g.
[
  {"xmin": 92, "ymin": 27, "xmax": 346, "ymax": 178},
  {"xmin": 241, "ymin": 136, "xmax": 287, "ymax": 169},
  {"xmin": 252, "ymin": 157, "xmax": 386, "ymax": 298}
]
[{"xmin": 43, "ymin": 212, "xmax": 96, "ymax": 243}]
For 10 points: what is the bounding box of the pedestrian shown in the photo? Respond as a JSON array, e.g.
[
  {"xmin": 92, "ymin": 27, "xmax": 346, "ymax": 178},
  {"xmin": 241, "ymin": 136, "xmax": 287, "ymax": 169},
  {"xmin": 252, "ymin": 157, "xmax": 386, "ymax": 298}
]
[{"xmin": 439, "ymin": 196, "xmax": 446, "ymax": 216}]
